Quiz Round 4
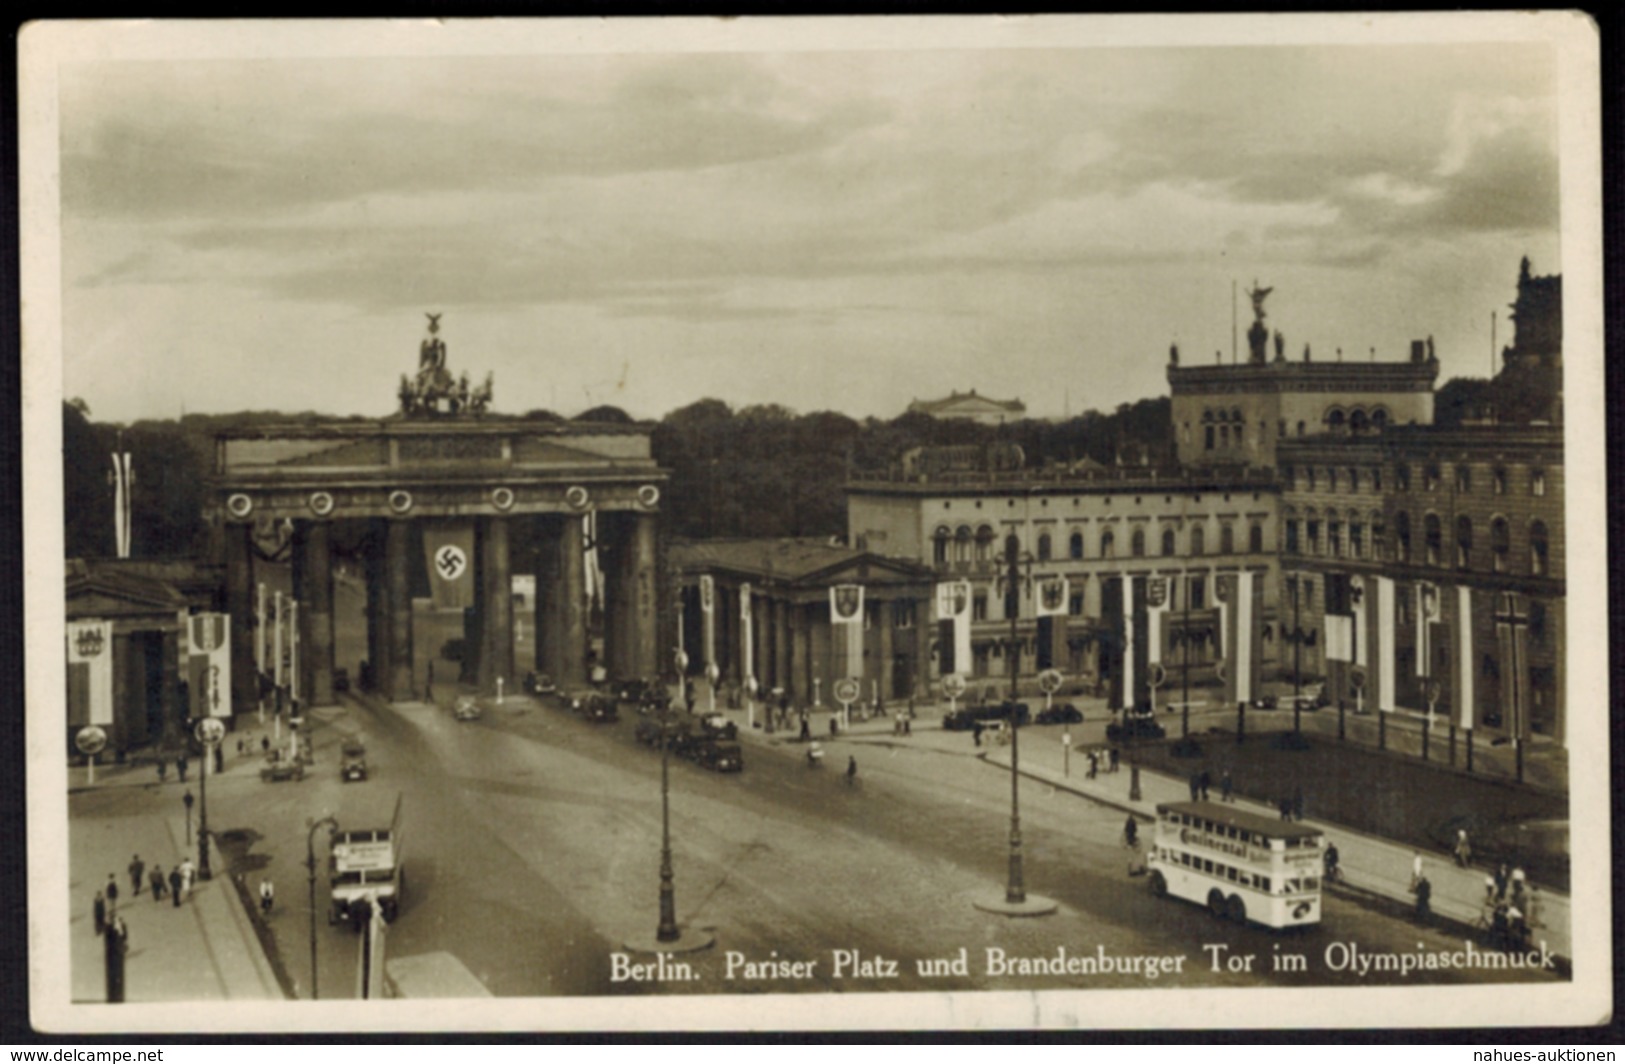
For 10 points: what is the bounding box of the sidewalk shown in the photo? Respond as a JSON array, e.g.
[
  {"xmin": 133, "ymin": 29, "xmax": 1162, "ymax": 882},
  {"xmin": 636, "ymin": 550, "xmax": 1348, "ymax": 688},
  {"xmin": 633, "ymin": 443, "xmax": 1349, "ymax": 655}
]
[
  {"xmin": 977, "ymin": 739, "xmax": 1572, "ymax": 968},
  {"xmin": 70, "ymin": 811, "xmax": 284, "ymax": 1002}
]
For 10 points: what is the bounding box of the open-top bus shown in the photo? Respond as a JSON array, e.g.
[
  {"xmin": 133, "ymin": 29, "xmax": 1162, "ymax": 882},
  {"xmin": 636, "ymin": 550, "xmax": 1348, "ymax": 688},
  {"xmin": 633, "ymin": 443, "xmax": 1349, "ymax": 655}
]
[{"xmin": 1147, "ymin": 801, "xmax": 1324, "ymax": 930}]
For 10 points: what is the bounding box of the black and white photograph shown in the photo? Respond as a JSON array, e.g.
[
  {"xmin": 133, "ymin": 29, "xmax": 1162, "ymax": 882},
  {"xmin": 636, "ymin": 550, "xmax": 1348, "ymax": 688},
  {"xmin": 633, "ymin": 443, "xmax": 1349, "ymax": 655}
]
[{"xmin": 19, "ymin": 13, "xmax": 1608, "ymax": 1034}]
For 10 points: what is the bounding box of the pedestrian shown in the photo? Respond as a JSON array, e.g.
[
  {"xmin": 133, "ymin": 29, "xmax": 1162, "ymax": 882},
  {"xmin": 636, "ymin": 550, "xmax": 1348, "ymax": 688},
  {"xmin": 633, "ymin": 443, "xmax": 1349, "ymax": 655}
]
[
  {"xmin": 1511, "ymin": 865, "xmax": 1527, "ymax": 891},
  {"xmin": 149, "ymin": 865, "xmax": 165, "ymax": 901},
  {"xmin": 1220, "ymin": 770, "xmax": 1234, "ymax": 803},
  {"xmin": 1087, "ymin": 751, "xmax": 1098, "ymax": 779},
  {"xmin": 972, "ymin": 721, "xmax": 983, "ymax": 747},
  {"xmin": 169, "ymin": 866, "xmax": 183, "ymax": 907},
  {"xmin": 1414, "ymin": 874, "xmax": 1432, "ymax": 921},
  {"xmin": 214, "ymin": 745, "xmax": 224, "ymax": 773},
  {"xmin": 903, "ymin": 713, "xmax": 911, "ymax": 736},
  {"xmin": 261, "ymin": 735, "xmax": 270, "ymax": 755},
  {"xmin": 236, "ymin": 738, "xmax": 245, "ymax": 757},
  {"xmin": 1278, "ymin": 797, "xmax": 1291, "ymax": 821},
  {"xmin": 105, "ymin": 874, "xmax": 119, "ymax": 913},
  {"xmin": 1109, "ymin": 747, "xmax": 1120, "ymax": 773},
  {"xmin": 1483, "ymin": 876, "xmax": 1497, "ymax": 904},
  {"xmin": 1200, "ymin": 770, "xmax": 1213, "ymax": 803},
  {"xmin": 259, "ymin": 879, "xmax": 274, "ymax": 914},
  {"xmin": 828, "ymin": 716, "xmax": 838, "ymax": 738},
  {"xmin": 1188, "ymin": 774, "xmax": 1200, "ymax": 802},
  {"xmin": 799, "ymin": 716, "xmax": 811, "ymax": 742},
  {"xmin": 1454, "ymin": 829, "xmax": 1472, "ymax": 868},
  {"xmin": 128, "ymin": 854, "xmax": 145, "ymax": 896},
  {"xmin": 1494, "ymin": 863, "xmax": 1509, "ymax": 899},
  {"xmin": 1411, "ymin": 851, "xmax": 1425, "ymax": 892},
  {"xmin": 176, "ymin": 754, "xmax": 188, "ymax": 782},
  {"xmin": 180, "ymin": 857, "xmax": 196, "ymax": 897},
  {"xmin": 93, "ymin": 890, "xmax": 106, "ymax": 935},
  {"xmin": 846, "ymin": 756, "xmax": 858, "ymax": 786},
  {"xmin": 1123, "ymin": 815, "xmax": 1138, "ymax": 849},
  {"xmin": 156, "ymin": 759, "xmax": 168, "ymax": 783},
  {"xmin": 1291, "ymin": 786, "xmax": 1305, "ymax": 822}
]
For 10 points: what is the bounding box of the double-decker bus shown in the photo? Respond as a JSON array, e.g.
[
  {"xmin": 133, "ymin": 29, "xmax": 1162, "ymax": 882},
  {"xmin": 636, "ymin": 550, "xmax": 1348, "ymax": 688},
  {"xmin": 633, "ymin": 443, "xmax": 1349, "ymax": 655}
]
[{"xmin": 1147, "ymin": 801, "xmax": 1324, "ymax": 930}]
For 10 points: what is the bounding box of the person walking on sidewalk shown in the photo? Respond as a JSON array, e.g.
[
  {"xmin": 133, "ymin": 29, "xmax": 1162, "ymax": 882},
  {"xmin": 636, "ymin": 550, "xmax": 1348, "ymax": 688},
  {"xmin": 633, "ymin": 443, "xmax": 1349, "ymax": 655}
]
[
  {"xmin": 176, "ymin": 754, "xmax": 188, "ymax": 782},
  {"xmin": 149, "ymin": 865, "xmax": 166, "ymax": 902},
  {"xmin": 180, "ymin": 857, "xmax": 196, "ymax": 898},
  {"xmin": 1414, "ymin": 874, "xmax": 1432, "ymax": 921},
  {"xmin": 1123, "ymin": 815, "xmax": 1138, "ymax": 849},
  {"xmin": 1453, "ymin": 829, "xmax": 1472, "ymax": 868},
  {"xmin": 1087, "ymin": 751, "xmax": 1098, "ymax": 779},
  {"xmin": 1220, "ymin": 770, "xmax": 1234, "ymax": 803},
  {"xmin": 156, "ymin": 759, "xmax": 167, "ymax": 784},
  {"xmin": 1109, "ymin": 747, "xmax": 1120, "ymax": 773},
  {"xmin": 259, "ymin": 878, "xmax": 275, "ymax": 914},
  {"xmin": 128, "ymin": 854, "xmax": 145, "ymax": 896},
  {"xmin": 1200, "ymin": 770, "xmax": 1213, "ymax": 803},
  {"xmin": 169, "ymin": 866, "xmax": 184, "ymax": 907},
  {"xmin": 93, "ymin": 890, "xmax": 106, "ymax": 935},
  {"xmin": 105, "ymin": 874, "xmax": 119, "ymax": 913},
  {"xmin": 1494, "ymin": 863, "xmax": 1509, "ymax": 900}
]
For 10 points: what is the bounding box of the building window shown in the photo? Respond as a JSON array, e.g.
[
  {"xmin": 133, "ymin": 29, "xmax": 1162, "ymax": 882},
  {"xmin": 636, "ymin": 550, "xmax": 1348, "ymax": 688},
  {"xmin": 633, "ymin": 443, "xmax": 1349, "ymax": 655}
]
[
  {"xmin": 1101, "ymin": 530, "xmax": 1115, "ymax": 559},
  {"xmin": 1069, "ymin": 531, "xmax": 1084, "ymax": 560},
  {"xmin": 1285, "ymin": 520, "xmax": 1300, "ymax": 554},
  {"xmin": 1396, "ymin": 512, "xmax": 1412, "ymax": 563},
  {"xmin": 1278, "ymin": 419, "xmax": 1287, "ymax": 438},
  {"xmin": 1532, "ymin": 469, "xmax": 1547, "ymax": 496},
  {"xmin": 1424, "ymin": 464, "xmax": 1441, "ymax": 492},
  {"xmin": 1396, "ymin": 465, "xmax": 1410, "ymax": 492},
  {"xmin": 1037, "ymin": 532, "xmax": 1052, "ymax": 561},
  {"xmin": 1220, "ymin": 524, "xmax": 1234, "ymax": 554},
  {"xmin": 1491, "ymin": 518, "xmax": 1510, "ymax": 574},
  {"xmin": 1347, "ymin": 468, "xmax": 1359, "ymax": 492},
  {"xmin": 1350, "ymin": 521, "xmax": 1364, "ymax": 559},
  {"xmin": 1372, "ymin": 468, "xmax": 1383, "ymax": 492},
  {"xmin": 1189, "ymin": 576, "xmax": 1206, "ymax": 609},
  {"xmin": 1328, "ymin": 521, "xmax": 1342, "ymax": 558},
  {"xmin": 973, "ymin": 594, "xmax": 988, "ymax": 622},
  {"xmin": 1493, "ymin": 467, "xmax": 1507, "ymax": 495},
  {"xmin": 1307, "ymin": 468, "xmax": 1317, "ymax": 491},
  {"xmin": 1424, "ymin": 513, "xmax": 1442, "ymax": 566},
  {"xmin": 1456, "ymin": 516, "xmax": 1472, "ymax": 570},
  {"xmin": 1306, "ymin": 520, "xmax": 1320, "ymax": 555},
  {"xmin": 1530, "ymin": 521, "xmax": 1550, "ymax": 576},
  {"xmin": 933, "ymin": 527, "xmax": 950, "ymax": 566},
  {"xmin": 1205, "ymin": 425, "xmax": 1215, "ymax": 451},
  {"xmin": 1131, "ymin": 529, "xmax": 1146, "ymax": 558},
  {"xmin": 1456, "ymin": 465, "xmax": 1472, "ymax": 493},
  {"xmin": 1190, "ymin": 525, "xmax": 1205, "ymax": 556},
  {"xmin": 1161, "ymin": 528, "xmax": 1176, "ymax": 557},
  {"xmin": 1372, "ymin": 516, "xmax": 1386, "ymax": 561},
  {"xmin": 1068, "ymin": 593, "xmax": 1084, "ymax": 616},
  {"xmin": 955, "ymin": 526, "xmax": 973, "ymax": 565},
  {"xmin": 975, "ymin": 525, "xmax": 995, "ymax": 563},
  {"xmin": 1327, "ymin": 469, "xmax": 1338, "ymax": 492}
]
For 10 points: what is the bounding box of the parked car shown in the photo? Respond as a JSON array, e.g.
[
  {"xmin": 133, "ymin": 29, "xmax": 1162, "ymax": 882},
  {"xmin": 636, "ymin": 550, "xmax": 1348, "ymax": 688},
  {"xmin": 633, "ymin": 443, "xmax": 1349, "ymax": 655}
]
[
  {"xmin": 943, "ymin": 701, "xmax": 1030, "ymax": 731},
  {"xmin": 1250, "ymin": 695, "xmax": 1279, "ymax": 710},
  {"xmin": 340, "ymin": 739, "xmax": 368, "ymax": 782},
  {"xmin": 454, "ymin": 696, "xmax": 482, "ymax": 722},
  {"xmin": 697, "ymin": 713, "xmax": 738, "ymax": 740},
  {"xmin": 694, "ymin": 740, "xmax": 744, "ymax": 772},
  {"xmin": 260, "ymin": 755, "xmax": 306, "ymax": 783},
  {"xmin": 524, "ymin": 671, "xmax": 556, "ymax": 696},
  {"xmin": 576, "ymin": 692, "xmax": 619, "ymax": 723},
  {"xmin": 614, "ymin": 676, "xmax": 662, "ymax": 706},
  {"xmin": 1106, "ymin": 715, "xmax": 1167, "ymax": 742},
  {"xmin": 1036, "ymin": 703, "xmax": 1083, "ymax": 725},
  {"xmin": 332, "ymin": 668, "xmax": 351, "ymax": 694}
]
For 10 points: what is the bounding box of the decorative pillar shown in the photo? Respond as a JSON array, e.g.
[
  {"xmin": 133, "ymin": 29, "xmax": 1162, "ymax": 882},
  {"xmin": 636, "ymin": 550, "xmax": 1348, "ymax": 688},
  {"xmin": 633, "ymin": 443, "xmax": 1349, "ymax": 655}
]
[
  {"xmin": 385, "ymin": 519, "xmax": 415, "ymax": 702},
  {"xmin": 112, "ymin": 630, "xmax": 134, "ymax": 752},
  {"xmin": 557, "ymin": 515, "xmax": 588, "ymax": 689},
  {"xmin": 298, "ymin": 521, "xmax": 336, "ymax": 706},
  {"xmin": 225, "ymin": 522, "xmax": 256, "ymax": 717},
  {"xmin": 160, "ymin": 627, "xmax": 181, "ymax": 746},
  {"xmin": 878, "ymin": 600, "xmax": 895, "ymax": 703},
  {"xmin": 365, "ymin": 521, "xmax": 387, "ymax": 693},
  {"xmin": 478, "ymin": 515, "xmax": 514, "ymax": 697},
  {"xmin": 775, "ymin": 599, "xmax": 792, "ymax": 695},
  {"xmin": 629, "ymin": 513, "xmax": 659, "ymax": 679},
  {"xmin": 535, "ymin": 517, "xmax": 561, "ymax": 677},
  {"xmin": 789, "ymin": 603, "xmax": 808, "ymax": 706}
]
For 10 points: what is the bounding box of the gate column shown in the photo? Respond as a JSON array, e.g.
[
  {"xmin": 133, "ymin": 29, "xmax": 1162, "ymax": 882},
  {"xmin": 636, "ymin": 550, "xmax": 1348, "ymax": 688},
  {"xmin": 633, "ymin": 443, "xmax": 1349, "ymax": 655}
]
[
  {"xmin": 384, "ymin": 519, "xmax": 415, "ymax": 702},
  {"xmin": 296, "ymin": 520, "xmax": 336, "ymax": 706},
  {"xmin": 224, "ymin": 522, "xmax": 256, "ymax": 717},
  {"xmin": 627, "ymin": 513, "xmax": 659, "ymax": 679},
  {"xmin": 478, "ymin": 515, "xmax": 514, "ymax": 697},
  {"xmin": 556, "ymin": 516, "xmax": 588, "ymax": 689}
]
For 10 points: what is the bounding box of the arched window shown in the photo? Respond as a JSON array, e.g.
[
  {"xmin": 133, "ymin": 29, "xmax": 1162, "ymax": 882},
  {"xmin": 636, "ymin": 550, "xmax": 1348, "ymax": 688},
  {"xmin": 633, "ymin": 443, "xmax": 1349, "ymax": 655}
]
[
  {"xmin": 1370, "ymin": 408, "xmax": 1389, "ymax": 429},
  {"xmin": 1190, "ymin": 524, "xmax": 1205, "ymax": 556},
  {"xmin": 1371, "ymin": 512, "xmax": 1386, "ymax": 561},
  {"xmin": 1219, "ymin": 425, "xmax": 1229, "ymax": 448},
  {"xmin": 932, "ymin": 527, "xmax": 950, "ymax": 566},
  {"xmin": 1531, "ymin": 469, "xmax": 1547, "ymax": 497},
  {"xmin": 1349, "ymin": 409, "xmax": 1370, "ymax": 435},
  {"xmin": 1423, "ymin": 464, "xmax": 1441, "ymax": 492},
  {"xmin": 1328, "ymin": 520, "xmax": 1342, "ymax": 557},
  {"xmin": 1037, "ymin": 532, "xmax": 1052, "ymax": 561},
  {"xmin": 1456, "ymin": 466, "xmax": 1472, "ymax": 493},
  {"xmin": 1349, "ymin": 519, "xmax": 1363, "ymax": 559},
  {"xmin": 1220, "ymin": 524, "xmax": 1234, "ymax": 554},
  {"xmin": 1493, "ymin": 467, "xmax": 1508, "ymax": 495},
  {"xmin": 1530, "ymin": 521, "xmax": 1549, "ymax": 576},
  {"xmin": 1326, "ymin": 408, "xmax": 1347, "ymax": 432},
  {"xmin": 1069, "ymin": 531, "xmax": 1084, "ymax": 559},
  {"xmin": 1396, "ymin": 511, "xmax": 1412, "ymax": 563},
  {"xmin": 1491, "ymin": 517, "xmax": 1510, "ymax": 573},
  {"xmin": 1205, "ymin": 425, "xmax": 1215, "ymax": 450},
  {"xmin": 1100, "ymin": 530, "xmax": 1115, "ymax": 559},
  {"xmin": 1396, "ymin": 465, "xmax": 1411, "ymax": 492},
  {"xmin": 1456, "ymin": 516, "xmax": 1472, "ymax": 569},
  {"xmin": 1131, "ymin": 529, "xmax": 1146, "ymax": 557},
  {"xmin": 1249, "ymin": 523, "xmax": 1264, "ymax": 554},
  {"xmin": 1424, "ymin": 513, "xmax": 1442, "ymax": 566},
  {"xmin": 975, "ymin": 525, "xmax": 995, "ymax": 563},
  {"xmin": 1162, "ymin": 528, "xmax": 1177, "ymax": 557},
  {"xmin": 955, "ymin": 526, "xmax": 973, "ymax": 564},
  {"xmin": 1004, "ymin": 533, "xmax": 1020, "ymax": 561}
]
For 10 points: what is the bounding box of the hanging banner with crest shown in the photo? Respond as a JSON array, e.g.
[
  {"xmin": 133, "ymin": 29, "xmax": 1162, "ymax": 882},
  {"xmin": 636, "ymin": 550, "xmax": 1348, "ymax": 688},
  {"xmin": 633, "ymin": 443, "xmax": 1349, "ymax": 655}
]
[
  {"xmin": 187, "ymin": 612, "xmax": 233, "ymax": 718},
  {"xmin": 66, "ymin": 620, "xmax": 114, "ymax": 727},
  {"xmin": 1145, "ymin": 576, "xmax": 1169, "ymax": 666},
  {"xmin": 935, "ymin": 580, "xmax": 972, "ymax": 677},
  {"xmin": 422, "ymin": 521, "xmax": 476, "ymax": 611},
  {"xmin": 1035, "ymin": 574, "xmax": 1069, "ymax": 618}
]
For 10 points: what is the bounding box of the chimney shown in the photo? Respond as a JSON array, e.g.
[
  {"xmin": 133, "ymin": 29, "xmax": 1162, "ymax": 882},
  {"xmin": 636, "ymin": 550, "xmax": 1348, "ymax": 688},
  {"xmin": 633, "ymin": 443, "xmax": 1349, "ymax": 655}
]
[{"xmin": 1410, "ymin": 340, "xmax": 1426, "ymax": 364}]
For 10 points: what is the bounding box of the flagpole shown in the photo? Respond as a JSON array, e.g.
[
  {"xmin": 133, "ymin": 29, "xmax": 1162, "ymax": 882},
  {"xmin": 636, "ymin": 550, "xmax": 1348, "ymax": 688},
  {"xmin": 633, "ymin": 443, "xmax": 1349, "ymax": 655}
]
[
  {"xmin": 256, "ymin": 583, "xmax": 266, "ymax": 725},
  {"xmin": 273, "ymin": 591, "xmax": 284, "ymax": 744}
]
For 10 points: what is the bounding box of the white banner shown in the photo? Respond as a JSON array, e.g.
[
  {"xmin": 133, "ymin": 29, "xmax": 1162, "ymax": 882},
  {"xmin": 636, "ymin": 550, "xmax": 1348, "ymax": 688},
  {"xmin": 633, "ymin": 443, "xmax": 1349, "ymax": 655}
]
[
  {"xmin": 188, "ymin": 612, "xmax": 233, "ymax": 718},
  {"xmin": 1376, "ymin": 576, "xmax": 1396, "ymax": 712},
  {"xmin": 1035, "ymin": 575, "xmax": 1069, "ymax": 618},
  {"xmin": 1145, "ymin": 577, "xmax": 1167, "ymax": 666},
  {"xmin": 740, "ymin": 583, "xmax": 754, "ymax": 689},
  {"xmin": 66, "ymin": 620, "xmax": 114, "ymax": 726},
  {"xmin": 699, "ymin": 575, "xmax": 715, "ymax": 668},
  {"xmin": 1457, "ymin": 584, "xmax": 1475, "ymax": 731},
  {"xmin": 830, "ymin": 584, "xmax": 864, "ymax": 625},
  {"xmin": 1236, "ymin": 570, "xmax": 1255, "ymax": 703}
]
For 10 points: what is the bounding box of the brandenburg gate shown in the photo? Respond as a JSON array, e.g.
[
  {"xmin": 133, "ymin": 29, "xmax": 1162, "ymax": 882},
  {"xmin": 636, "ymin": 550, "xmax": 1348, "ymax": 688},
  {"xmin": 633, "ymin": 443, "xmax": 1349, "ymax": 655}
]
[{"xmin": 207, "ymin": 317, "xmax": 666, "ymax": 711}]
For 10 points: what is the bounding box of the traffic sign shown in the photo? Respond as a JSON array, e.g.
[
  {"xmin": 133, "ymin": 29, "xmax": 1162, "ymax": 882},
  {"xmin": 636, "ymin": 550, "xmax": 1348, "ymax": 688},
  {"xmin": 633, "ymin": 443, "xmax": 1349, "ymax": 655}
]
[
  {"xmin": 75, "ymin": 725, "xmax": 108, "ymax": 756},
  {"xmin": 1037, "ymin": 668, "xmax": 1064, "ymax": 695},
  {"xmin": 1350, "ymin": 667, "xmax": 1367, "ymax": 691},
  {"xmin": 194, "ymin": 717, "xmax": 227, "ymax": 747},
  {"xmin": 705, "ymin": 662, "xmax": 720, "ymax": 685},
  {"xmin": 942, "ymin": 673, "xmax": 967, "ymax": 698},
  {"xmin": 833, "ymin": 678, "xmax": 861, "ymax": 705}
]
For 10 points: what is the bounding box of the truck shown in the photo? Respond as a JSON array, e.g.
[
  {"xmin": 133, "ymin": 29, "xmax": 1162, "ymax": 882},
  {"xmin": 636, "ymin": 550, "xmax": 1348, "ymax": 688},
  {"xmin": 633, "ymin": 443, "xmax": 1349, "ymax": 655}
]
[{"xmin": 330, "ymin": 793, "xmax": 405, "ymax": 930}]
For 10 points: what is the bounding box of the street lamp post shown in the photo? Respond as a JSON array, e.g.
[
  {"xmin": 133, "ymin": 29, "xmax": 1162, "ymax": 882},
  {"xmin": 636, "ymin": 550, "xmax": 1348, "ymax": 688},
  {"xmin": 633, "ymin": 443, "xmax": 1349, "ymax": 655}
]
[
  {"xmin": 305, "ymin": 814, "xmax": 339, "ymax": 999},
  {"xmin": 1291, "ymin": 573, "xmax": 1304, "ymax": 736},
  {"xmin": 658, "ymin": 649, "xmax": 688, "ymax": 943},
  {"xmin": 1003, "ymin": 538, "xmax": 1026, "ymax": 905},
  {"xmin": 192, "ymin": 718, "xmax": 224, "ymax": 882}
]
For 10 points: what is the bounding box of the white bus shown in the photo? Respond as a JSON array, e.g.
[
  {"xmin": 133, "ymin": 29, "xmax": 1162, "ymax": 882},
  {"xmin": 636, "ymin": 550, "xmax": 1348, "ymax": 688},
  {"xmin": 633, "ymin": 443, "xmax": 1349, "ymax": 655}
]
[{"xmin": 1147, "ymin": 801, "xmax": 1324, "ymax": 930}]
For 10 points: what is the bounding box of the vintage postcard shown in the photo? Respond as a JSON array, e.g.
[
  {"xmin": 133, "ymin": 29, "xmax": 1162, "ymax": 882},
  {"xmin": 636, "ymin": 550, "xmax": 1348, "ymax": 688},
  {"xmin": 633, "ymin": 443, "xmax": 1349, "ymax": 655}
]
[{"xmin": 20, "ymin": 13, "xmax": 1609, "ymax": 1034}]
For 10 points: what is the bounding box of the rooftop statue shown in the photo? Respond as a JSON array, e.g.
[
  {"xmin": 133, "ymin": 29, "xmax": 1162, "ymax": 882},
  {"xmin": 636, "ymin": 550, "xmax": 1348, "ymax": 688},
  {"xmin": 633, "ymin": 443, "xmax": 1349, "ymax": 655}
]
[
  {"xmin": 399, "ymin": 313, "xmax": 494, "ymax": 418},
  {"xmin": 1248, "ymin": 281, "xmax": 1273, "ymax": 324}
]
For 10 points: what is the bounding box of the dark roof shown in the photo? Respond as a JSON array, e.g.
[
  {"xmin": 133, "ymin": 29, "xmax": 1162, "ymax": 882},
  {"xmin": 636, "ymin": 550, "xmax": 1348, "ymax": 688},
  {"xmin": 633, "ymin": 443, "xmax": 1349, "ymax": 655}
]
[
  {"xmin": 1155, "ymin": 800, "xmax": 1325, "ymax": 841},
  {"xmin": 669, "ymin": 538, "xmax": 931, "ymax": 585},
  {"xmin": 66, "ymin": 559, "xmax": 191, "ymax": 611},
  {"xmin": 908, "ymin": 390, "xmax": 1026, "ymax": 415}
]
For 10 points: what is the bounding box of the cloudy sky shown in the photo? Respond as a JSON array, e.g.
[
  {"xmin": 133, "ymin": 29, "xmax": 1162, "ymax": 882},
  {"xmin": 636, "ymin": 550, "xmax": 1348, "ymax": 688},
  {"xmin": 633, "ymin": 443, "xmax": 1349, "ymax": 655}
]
[{"xmin": 43, "ymin": 17, "xmax": 1573, "ymax": 424}]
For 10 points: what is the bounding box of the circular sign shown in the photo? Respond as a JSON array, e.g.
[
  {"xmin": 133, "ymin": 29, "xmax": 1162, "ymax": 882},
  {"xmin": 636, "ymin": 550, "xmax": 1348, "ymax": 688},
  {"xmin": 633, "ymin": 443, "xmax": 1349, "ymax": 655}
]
[
  {"xmin": 1350, "ymin": 667, "xmax": 1367, "ymax": 691},
  {"xmin": 308, "ymin": 491, "xmax": 335, "ymax": 517},
  {"xmin": 942, "ymin": 673, "xmax": 968, "ymax": 698},
  {"xmin": 75, "ymin": 726, "xmax": 108, "ymax": 756},
  {"xmin": 1147, "ymin": 662, "xmax": 1168, "ymax": 688},
  {"xmin": 673, "ymin": 648, "xmax": 690, "ymax": 672},
  {"xmin": 491, "ymin": 486, "xmax": 516, "ymax": 512},
  {"xmin": 745, "ymin": 675, "xmax": 758, "ymax": 695},
  {"xmin": 705, "ymin": 662, "xmax": 720, "ymax": 684},
  {"xmin": 226, "ymin": 493, "xmax": 254, "ymax": 519},
  {"xmin": 637, "ymin": 484, "xmax": 661, "ymax": 509},
  {"xmin": 194, "ymin": 718, "xmax": 227, "ymax": 747},
  {"xmin": 388, "ymin": 490, "xmax": 414, "ymax": 514},
  {"xmin": 565, "ymin": 486, "xmax": 590, "ymax": 510},
  {"xmin": 433, "ymin": 544, "xmax": 468, "ymax": 582},
  {"xmin": 833, "ymin": 678, "xmax": 861, "ymax": 705},
  {"xmin": 1037, "ymin": 668, "xmax": 1064, "ymax": 695}
]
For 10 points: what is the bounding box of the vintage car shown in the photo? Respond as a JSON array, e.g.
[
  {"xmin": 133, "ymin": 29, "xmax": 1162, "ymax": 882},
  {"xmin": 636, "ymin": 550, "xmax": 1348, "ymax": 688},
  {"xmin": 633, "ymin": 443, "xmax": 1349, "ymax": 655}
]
[
  {"xmin": 942, "ymin": 701, "xmax": 1030, "ymax": 731},
  {"xmin": 523, "ymin": 671, "xmax": 557, "ymax": 696},
  {"xmin": 694, "ymin": 739, "xmax": 744, "ymax": 773},
  {"xmin": 1035, "ymin": 703, "xmax": 1084, "ymax": 725},
  {"xmin": 260, "ymin": 753, "xmax": 306, "ymax": 783},
  {"xmin": 453, "ymin": 696, "xmax": 482, "ymax": 722},
  {"xmin": 1105, "ymin": 714, "xmax": 1167, "ymax": 742},
  {"xmin": 613, "ymin": 676, "xmax": 663, "ymax": 706},
  {"xmin": 575, "ymin": 692, "xmax": 619, "ymax": 724},
  {"xmin": 340, "ymin": 739, "xmax": 368, "ymax": 782},
  {"xmin": 696, "ymin": 713, "xmax": 738, "ymax": 741}
]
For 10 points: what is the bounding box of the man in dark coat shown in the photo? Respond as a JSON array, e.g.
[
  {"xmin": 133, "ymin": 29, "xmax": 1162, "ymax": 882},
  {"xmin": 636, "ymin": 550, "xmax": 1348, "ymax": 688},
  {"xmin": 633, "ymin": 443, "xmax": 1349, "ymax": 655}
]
[
  {"xmin": 169, "ymin": 866, "xmax": 184, "ymax": 907},
  {"xmin": 105, "ymin": 874, "xmax": 119, "ymax": 913},
  {"xmin": 150, "ymin": 865, "xmax": 166, "ymax": 901},
  {"xmin": 177, "ymin": 755, "xmax": 188, "ymax": 782},
  {"xmin": 128, "ymin": 854, "xmax": 145, "ymax": 896},
  {"xmin": 1199, "ymin": 770, "xmax": 1212, "ymax": 802},
  {"xmin": 93, "ymin": 890, "xmax": 106, "ymax": 935},
  {"xmin": 1188, "ymin": 774, "xmax": 1200, "ymax": 802},
  {"xmin": 1414, "ymin": 875, "xmax": 1432, "ymax": 921}
]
